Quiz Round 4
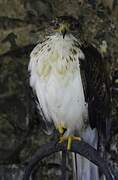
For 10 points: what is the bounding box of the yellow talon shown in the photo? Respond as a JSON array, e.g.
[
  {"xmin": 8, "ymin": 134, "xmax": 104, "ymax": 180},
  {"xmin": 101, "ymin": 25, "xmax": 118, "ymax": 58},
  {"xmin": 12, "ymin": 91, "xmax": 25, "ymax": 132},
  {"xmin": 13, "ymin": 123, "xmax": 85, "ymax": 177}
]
[
  {"xmin": 57, "ymin": 122, "xmax": 81, "ymax": 150},
  {"xmin": 59, "ymin": 135, "xmax": 81, "ymax": 150},
  {"xmin": 73, "ymin": 136, "xmax": 81, "ymax": 141},
  {"xmin": 57, "ymin": 122, "xmax": 66, "ymax": 135},
  {"xmin": 67, "ymin": 136, "xmax": 72, "ymax": 150},
  {"xmin": 59, "ymin": 136, "xmax": 67, "ymax": 143},
  {"xmin": 58, "ymin": 126, "xmax": 65, "ymax": 135},
  {"xmin": 67, "ymin": 136, "xmax": 81, "ymax": 150}
]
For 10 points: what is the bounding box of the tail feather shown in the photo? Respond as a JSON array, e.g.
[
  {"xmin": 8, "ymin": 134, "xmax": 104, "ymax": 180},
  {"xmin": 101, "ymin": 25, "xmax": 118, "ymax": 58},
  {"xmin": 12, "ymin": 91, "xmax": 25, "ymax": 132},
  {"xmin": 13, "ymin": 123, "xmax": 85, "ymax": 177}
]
[{"xmin": 73, "ymin": 126, "xmax": 99, "ymax": 180}]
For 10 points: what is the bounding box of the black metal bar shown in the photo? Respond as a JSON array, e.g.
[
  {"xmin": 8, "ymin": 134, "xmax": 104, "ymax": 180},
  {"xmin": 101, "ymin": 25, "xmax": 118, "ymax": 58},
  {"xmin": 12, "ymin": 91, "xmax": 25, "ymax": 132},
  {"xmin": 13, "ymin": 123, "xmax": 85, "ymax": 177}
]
[
  {"xmin": 23, "ymin": 140, "xmax": 115, "ymax": 180},
  {"xmin": 61, "ymin": 150, "xmax": 67, "ymax": 180}
]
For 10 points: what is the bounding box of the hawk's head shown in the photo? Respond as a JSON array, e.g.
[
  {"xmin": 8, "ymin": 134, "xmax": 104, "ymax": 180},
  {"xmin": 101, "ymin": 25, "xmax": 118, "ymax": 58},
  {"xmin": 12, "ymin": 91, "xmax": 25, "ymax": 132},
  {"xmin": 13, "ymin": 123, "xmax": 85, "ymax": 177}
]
[{"xmin": 51, "ymin": 16, "xmax": 80, "ymax": 38}]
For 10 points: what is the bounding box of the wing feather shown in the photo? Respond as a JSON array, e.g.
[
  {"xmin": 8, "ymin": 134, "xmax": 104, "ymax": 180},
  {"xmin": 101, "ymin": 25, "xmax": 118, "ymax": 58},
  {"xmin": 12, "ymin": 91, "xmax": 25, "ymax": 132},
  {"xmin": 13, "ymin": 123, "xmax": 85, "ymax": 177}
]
[{"xmin": 81, "ymin": 43, "xmax": 111, "ymax": 140}]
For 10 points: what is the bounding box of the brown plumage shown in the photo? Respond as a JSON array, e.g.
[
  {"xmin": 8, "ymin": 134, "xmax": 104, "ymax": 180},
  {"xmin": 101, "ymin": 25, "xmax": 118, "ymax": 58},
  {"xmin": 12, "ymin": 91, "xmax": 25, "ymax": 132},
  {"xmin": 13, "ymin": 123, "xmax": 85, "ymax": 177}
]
[{"xmin": 81, "ymin": 43, "xmax": 111, "ymax": 141}]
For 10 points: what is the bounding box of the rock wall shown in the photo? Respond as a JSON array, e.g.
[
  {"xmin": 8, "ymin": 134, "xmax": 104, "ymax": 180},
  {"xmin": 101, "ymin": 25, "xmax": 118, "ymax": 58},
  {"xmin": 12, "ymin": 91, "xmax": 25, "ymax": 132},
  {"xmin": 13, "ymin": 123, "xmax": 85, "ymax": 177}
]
[{"xmin": 0, "ymin": 0, "xmax": 118, "ymax": 179}]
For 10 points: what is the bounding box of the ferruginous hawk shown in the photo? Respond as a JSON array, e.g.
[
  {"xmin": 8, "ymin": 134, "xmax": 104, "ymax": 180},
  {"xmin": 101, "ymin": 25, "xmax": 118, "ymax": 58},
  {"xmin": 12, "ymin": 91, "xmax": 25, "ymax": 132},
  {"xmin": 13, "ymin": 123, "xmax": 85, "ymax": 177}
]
[{"xmin": 28, "ymin": 16, "xmax": 111, "ymax": 180}]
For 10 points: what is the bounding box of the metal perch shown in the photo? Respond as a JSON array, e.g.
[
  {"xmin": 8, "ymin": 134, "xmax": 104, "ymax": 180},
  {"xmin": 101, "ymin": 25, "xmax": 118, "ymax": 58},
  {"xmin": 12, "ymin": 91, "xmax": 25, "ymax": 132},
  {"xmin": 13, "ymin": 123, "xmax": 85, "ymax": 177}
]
[{"xmin": 23, "ymin": 139, "xmax": 115, "ymax": 180}]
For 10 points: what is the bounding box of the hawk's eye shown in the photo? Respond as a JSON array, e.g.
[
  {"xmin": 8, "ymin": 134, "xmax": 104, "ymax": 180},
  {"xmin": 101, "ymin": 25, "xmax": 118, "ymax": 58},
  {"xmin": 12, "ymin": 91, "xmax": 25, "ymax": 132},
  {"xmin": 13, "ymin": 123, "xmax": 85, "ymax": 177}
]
[
  {"xmin": 51, "ymin": 20, "xmax": 60, "ymax": 29},
  {"xmin": 70, "ymin": 21, "xmax": 79, "ymax": 31}
]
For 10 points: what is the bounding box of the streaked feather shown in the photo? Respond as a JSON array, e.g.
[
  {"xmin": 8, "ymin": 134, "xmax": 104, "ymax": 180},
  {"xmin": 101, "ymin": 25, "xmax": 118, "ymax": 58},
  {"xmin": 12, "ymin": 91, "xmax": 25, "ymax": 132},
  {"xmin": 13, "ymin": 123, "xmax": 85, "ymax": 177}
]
[
  {"xmin": 81, "ymin": 43, "xmax": 111, "ymax": 140},
  {"xmin": 29, "ymin": 34, "xmax": 87, "ymax": 135}
]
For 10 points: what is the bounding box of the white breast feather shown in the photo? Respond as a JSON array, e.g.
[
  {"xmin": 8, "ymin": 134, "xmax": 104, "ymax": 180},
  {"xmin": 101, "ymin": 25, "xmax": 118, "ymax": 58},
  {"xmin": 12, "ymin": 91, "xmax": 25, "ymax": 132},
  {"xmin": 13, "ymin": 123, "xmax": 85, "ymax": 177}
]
[{"xmin": 29, "ymin": 33, "xmax": 88, "ymax": 135}]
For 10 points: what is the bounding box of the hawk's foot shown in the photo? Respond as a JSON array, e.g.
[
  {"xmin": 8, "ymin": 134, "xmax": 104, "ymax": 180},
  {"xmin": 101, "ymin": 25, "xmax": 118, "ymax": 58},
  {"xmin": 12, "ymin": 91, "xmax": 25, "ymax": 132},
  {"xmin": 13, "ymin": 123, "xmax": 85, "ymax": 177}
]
[
  {"xmin": 59, "ymin": 135, "xmax": 81, "ymax": 150},
  {"xmin": 57, "ymin": 122, "xmax": 66, "ymax": 135}
]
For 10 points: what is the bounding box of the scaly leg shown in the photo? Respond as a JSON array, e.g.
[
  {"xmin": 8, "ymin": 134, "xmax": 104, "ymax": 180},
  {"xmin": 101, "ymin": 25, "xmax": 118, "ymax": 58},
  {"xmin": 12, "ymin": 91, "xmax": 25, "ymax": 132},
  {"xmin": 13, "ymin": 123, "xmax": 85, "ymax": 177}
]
[
  {"xmin": 59, "ymin": 135, "xmax": 81, "ymax": 150},
  {"xmin": 57, "ymin": 122, "xmax": 66, "ymax": 135},
  {"xmin": 57, "ymin": 123, "xmax": 81, "ymax": 150}
]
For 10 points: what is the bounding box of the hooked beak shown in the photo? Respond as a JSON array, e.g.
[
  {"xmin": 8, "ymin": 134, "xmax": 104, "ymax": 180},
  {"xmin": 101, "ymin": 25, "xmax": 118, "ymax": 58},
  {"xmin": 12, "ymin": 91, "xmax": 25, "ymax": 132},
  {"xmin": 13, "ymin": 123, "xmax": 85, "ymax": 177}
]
[
  {"xmin": 61, "ymin": 28, "xmax": 67, "ymax": 39},
  {"xmin": 59, "ymin": 23, "xmax": 69, "ymax": 39}
]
